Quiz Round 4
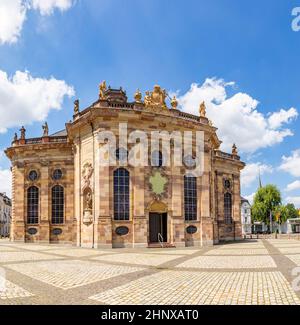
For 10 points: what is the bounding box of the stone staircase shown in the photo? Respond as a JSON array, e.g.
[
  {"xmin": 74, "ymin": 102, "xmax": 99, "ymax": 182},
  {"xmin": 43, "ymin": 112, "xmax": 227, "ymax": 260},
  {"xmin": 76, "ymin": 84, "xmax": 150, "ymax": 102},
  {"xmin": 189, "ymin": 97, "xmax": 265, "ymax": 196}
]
[{"xmin": 148, "ymin": 242, "xmax": 176, "ymax": 249}]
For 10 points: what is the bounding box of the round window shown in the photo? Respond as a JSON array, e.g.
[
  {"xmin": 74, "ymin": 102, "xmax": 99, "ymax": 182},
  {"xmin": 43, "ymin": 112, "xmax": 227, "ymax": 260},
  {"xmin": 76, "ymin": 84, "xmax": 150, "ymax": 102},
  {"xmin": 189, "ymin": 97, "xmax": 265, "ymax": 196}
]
[
  {"xmin": 28, "ymin": 170, "xmax": 38, "ymax": 181},
  {"xmin": 183, "ymin": 155, "xmax": 196, "ymax": 168},
  {"xmin": 53, "ymin": 169, "xmax": 63, "ymax": 180}
]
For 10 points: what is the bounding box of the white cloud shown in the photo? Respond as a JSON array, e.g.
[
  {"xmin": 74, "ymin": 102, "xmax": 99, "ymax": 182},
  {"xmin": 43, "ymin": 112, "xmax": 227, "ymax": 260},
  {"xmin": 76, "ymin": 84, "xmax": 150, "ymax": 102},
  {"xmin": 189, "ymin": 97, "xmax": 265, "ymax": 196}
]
[
  {"xmin": 0, "ymin": 0, "xmax": 75, "ymax": 45},
  {"xmin": 241, "ymin": 162, "xmax": 273, "ymax": 188},
  {"xmin": 31, "ymin": 0, "xmax": 74, "ymax": 16},
  {"xmin": 0, "ymin": 168, "xmax": 11, "ymax": 197},
  {"xmin": 0, "ymin": 0, "xmax": 27, "ymax": 44},
  {"xmin": 285, "ymin": 180, "xmax": 300, "ymax": 192},
  {"xmin": 177, "ymin": 78, "xmax": 298, "ymax": 153},
  {"xmin": 279, "ymin": 150, "xmax": 300, "ymax": 177},
  {"xmin": 285, "ymin": 196, "xmax": 300, "ymax": 208},
  {"xmin": 268, "ymin": 107, "xmax": 298, "ymax": 129},
  {"xmin": 0, "ymin": 70, "xmax": 74, "ymax": 133}
]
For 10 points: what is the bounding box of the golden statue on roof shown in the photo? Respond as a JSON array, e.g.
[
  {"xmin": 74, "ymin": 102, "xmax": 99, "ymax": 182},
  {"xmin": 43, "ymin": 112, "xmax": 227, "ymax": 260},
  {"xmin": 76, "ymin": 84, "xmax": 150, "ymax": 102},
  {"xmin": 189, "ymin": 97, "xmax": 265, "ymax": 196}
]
[
  {"xmin": 145, "ymin": 85, "xmax": 167, "ymax": 109},
  {"xmin": 99, "ymin": 80, "xmax": 107, "ymax": 99},
  {"xmin": 134, "ymin": 89, "xmax": 142, "ymax": 103}
]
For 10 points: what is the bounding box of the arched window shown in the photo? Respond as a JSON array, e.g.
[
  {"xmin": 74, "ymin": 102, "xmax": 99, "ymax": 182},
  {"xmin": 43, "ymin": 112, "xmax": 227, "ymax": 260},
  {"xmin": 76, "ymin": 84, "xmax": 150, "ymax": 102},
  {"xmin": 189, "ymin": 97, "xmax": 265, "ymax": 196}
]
[
  {"xmin": 52, "ymin": 185, "xmax": 64, "ymax": 224},
  {"xmin": 114, "ymin": 168, "xmax": 130, "ymax": 220},
  {"xmin": 151, "ymin": 150, "xmax": 163, "ymax": 167},
  {"xmin": 184, "ymin": 176, "xmax": 197, "ymax": 221},
  {"xmin": 27, "ymin": 186, "xmax": 39, "ymax": 224},
  {"xmin": 224, "ymin": 193, "xmax": 232, "ymax": 224}
]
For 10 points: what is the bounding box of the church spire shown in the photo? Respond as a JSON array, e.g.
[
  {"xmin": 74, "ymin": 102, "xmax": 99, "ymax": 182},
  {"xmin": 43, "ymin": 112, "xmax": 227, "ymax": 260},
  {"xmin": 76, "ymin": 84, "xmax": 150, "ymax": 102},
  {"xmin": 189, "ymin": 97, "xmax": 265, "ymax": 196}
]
[{"xmin": 258, "ymin": 168, "xmax": 263, "ymax": 189}]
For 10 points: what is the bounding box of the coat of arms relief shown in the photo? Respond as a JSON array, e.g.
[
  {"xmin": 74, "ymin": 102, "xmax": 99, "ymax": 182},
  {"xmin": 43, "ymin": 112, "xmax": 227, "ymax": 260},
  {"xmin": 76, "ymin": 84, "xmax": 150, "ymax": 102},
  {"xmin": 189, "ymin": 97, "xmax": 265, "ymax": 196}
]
[
  {"xmin": 144, "ymin": 85, "xmax": 168, "ymax": 110},
  {"xmin": 149, "ymin": 170, "xmax": 169, "ymax": 202}
]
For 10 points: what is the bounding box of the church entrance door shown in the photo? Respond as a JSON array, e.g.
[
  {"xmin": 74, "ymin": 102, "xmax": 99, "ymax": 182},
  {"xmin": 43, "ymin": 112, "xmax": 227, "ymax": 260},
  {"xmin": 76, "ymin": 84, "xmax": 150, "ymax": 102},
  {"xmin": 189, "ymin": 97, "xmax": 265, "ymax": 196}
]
[{"xmin": 149, "ymin": 213, "xmax": 167, "ymax": 243}]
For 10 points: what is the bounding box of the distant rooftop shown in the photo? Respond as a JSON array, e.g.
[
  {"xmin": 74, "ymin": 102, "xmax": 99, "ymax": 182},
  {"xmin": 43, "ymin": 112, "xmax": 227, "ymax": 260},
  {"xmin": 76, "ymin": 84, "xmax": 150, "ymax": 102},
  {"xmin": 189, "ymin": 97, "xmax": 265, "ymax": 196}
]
[
  {"xmin": 50, "ymin": 129, "xmax": 67, "ymax": 137},
  {"xmin": 241, "ymin": 197, "xmax": 250, "ymax": 203},
  {"xmin": 0, "ymin": 192, "xmax": 11, "ymax": 204}
]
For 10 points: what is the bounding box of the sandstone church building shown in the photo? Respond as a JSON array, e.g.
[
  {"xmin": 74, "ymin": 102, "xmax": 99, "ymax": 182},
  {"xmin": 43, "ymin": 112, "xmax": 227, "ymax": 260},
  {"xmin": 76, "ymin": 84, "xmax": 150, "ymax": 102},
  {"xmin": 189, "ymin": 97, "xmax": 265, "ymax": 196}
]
[{"xmin": 5, "ymin": 82, "xmax": 245, "ymax": 248}]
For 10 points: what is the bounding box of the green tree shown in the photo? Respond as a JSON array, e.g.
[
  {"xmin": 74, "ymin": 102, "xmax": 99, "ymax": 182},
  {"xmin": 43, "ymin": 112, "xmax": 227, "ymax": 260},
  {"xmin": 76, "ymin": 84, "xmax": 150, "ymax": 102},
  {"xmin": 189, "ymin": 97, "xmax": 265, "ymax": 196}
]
[
  {"xmin": 252, "ymin": 184, "xmax": 282, "ymax": 224},
  {"xmin": 285, "ymin": 203, "xmax": 299, "ymax": 219},
  {"xmin": 274, "ymin": 205, "xmax": 288, "ymax": 224}
]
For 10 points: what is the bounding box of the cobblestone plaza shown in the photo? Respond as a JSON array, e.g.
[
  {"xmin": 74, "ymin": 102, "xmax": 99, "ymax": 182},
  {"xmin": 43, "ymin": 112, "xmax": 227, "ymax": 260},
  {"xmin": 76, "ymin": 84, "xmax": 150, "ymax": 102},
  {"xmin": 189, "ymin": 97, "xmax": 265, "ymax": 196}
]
[{"xmin": 1, "ymin": 239, "xmax": 300, "ymax": 305}]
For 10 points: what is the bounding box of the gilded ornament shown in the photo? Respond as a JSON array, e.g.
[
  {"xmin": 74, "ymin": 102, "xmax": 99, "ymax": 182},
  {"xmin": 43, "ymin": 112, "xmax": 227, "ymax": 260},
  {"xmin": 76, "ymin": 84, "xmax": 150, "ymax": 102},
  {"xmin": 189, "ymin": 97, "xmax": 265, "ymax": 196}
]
[
  {"xmin": 144, "ymin": 85, "xmax": 167, "ymax": 109},
  {"xmin": 99, "ymin": 80, "xmax": 107, "ymax": 99},
  {"xmin": 171, "ymin": 96, "xmax": 178, "ymax": 109},
  {"xmin": 134, "ymin": 89, "xmax": 142, "ymax": 103}
]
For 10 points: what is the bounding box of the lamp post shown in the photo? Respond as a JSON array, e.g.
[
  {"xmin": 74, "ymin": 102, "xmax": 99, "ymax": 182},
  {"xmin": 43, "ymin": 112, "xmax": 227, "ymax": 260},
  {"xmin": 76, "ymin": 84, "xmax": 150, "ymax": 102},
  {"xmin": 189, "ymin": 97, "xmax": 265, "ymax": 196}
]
[{"xmin": 270, "ymin": 210, "xmax": 273, "ymax": 234}]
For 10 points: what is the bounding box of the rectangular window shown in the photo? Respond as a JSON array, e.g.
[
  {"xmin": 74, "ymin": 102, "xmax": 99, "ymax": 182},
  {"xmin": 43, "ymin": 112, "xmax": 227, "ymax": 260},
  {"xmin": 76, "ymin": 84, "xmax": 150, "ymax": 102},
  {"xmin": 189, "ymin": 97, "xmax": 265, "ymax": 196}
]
[
  {"xmin": 184, "ymin": 176, "xmax": 197, "ymax": 221},
  {"xmin": 224, "ymin": 193, "xmax": 232, "ymax": 224},
  {"xmin": 27, "ymin": 187, "xmax": 39, "ymax": 224},
  {"xmin": 114, "ymin": 168, "xmax": 130, "ymax": 221},
  {"xmin": 52, "ymin": 185, "xmax": 64, "ymax": 224}
]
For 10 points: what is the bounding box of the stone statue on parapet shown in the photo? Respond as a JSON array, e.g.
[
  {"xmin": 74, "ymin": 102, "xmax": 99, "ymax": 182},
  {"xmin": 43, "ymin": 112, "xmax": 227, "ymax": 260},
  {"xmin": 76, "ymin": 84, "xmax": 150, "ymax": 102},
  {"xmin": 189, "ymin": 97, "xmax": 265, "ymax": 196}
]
[
  {"xmin": 74, "ymin": 99, "xmax": 79, "ymax": 115},
  {"xmin": 42, "ymin": 122, "xmax": 49, "ymax": 137},
  {"xmin": 20, "ymin": 126, "xmax": 26, "ymax": 140}
]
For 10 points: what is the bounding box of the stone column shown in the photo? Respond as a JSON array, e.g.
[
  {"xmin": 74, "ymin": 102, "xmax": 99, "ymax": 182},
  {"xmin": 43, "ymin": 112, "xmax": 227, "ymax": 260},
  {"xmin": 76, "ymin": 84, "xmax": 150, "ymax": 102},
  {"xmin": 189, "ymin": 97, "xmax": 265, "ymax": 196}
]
[
  {"xmin": 93, "ymin": 132, "xmax": 100, "ymax": 248},
  {"xmin": 97, "ymin": 165, "xmax": 112, "ymax": 248},
  {"xmin": 200, "ymin": 149, "xmax": 214, "ymax": 246},
  {"xmin": 172, "ymin": 166, "xmax": 184, "ymax": 247},
  {"xmin": 39, "ymin": 163, "xmax": 50, "ymax": 243},
  {"xmin": 133, "ymin": 166, "xmax": 147, "ymax": 248},
  {"xmin": 74, "ymin": 139, "xmax": 81, "ymax": 247},
  {"xmin": 233, "ymin": 173, "xmax": 242, "ymax": 240},
  {"xmin": 11, "ymin": 163, "xmax": 25, "ymax": 242}
]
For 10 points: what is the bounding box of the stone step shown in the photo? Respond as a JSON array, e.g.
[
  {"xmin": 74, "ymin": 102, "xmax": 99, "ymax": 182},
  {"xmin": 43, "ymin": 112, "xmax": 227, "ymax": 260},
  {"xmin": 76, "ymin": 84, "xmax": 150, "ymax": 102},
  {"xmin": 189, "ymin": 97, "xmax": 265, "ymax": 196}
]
[{"xmin": 148, "ymin": 243, "xmax": 176, "ymax": 249}]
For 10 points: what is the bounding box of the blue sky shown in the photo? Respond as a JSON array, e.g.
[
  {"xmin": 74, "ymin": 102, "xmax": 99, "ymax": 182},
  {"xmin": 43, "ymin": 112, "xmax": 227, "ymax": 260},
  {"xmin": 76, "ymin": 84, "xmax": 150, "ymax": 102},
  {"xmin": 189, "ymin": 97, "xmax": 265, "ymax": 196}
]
[{"xmin": 0, "ymin": 0, "xmax": 300, "ymax": 206}]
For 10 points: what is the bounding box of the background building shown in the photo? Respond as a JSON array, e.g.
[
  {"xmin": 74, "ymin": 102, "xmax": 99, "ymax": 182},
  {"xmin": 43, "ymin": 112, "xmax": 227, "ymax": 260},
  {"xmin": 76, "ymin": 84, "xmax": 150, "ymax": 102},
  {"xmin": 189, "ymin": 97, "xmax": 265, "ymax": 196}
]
[
  {"xmin": 0, "ymin": 192, "xmax": 11, "ymax": 238},
  {"xmin": 5, "ymin": 83, "xmax": 245, "ymax": 248},
  {"xmin": 241, "ymin": 197, "xmax": 251, "ymax": 235}
]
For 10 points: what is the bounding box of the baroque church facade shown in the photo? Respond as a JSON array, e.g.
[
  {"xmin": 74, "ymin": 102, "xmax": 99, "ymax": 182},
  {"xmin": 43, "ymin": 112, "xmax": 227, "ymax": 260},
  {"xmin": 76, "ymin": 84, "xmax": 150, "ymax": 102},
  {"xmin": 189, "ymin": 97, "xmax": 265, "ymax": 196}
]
[{"xmin": 5, "ymin": 83, "xmax": 245, "ymax": 248}]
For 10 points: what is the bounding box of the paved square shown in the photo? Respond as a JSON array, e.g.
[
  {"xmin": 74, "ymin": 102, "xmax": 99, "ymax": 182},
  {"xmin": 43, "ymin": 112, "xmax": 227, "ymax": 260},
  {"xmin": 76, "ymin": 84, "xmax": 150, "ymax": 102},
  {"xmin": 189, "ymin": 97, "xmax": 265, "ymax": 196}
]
[
  {"xmin": 90, "ymin": 270, "xmax": 300, "ymax": 305},
  {"xmin": 145, "ymin": 249, "xmax": 200, "ymax": 255},
  {"xmin": 285, "ymin": 254, "xmax": 300, "ymax": 266},
  {"xmin": 278, "ymin": 247, "xmax": 300, "ymax": 254},
  {"xmin": 5, "ymin": 260, "xmax": 145, "ymax": 290},
  {"xmin": 205, "ymin": 248, "xmax": 269, "ymax": 255},
  {"xmin": 176, "ymin": 255, "xmax": 276, "ymax": 269},
  {"xmin": 1, "ymin": 239, "xmax": 300, "ymax": 305},
  {"xmin": 92, "ymin": 253, "xmax": 180, "ymax": 266},
  {"xmin": 0, "ymin": 274, "xmax": 33, "ymax": 300},
  {"xmin": 0, "ymin": 246, "xmax": 21, "ymax": 252},
  {"xmin": 2, "ymin": 244, "xmax": 73, "ymax": 251},
  {"xmin": 0, "ymin": 252, "xmax": 63, "ymax": 263},
  {"xmin": 44, "ymin": 249, "xmax": 114, "ymax": 258}
]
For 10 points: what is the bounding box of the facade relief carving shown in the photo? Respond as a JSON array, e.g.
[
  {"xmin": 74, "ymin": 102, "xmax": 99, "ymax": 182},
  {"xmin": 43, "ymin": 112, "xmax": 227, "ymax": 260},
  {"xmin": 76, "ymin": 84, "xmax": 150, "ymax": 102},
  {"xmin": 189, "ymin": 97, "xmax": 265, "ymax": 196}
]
[
  {"xmin": 82, "ymin": 162, "xmax": 94, "ymax": 191},
  {"xmin": 83, "ymin": 188, "xmax": 93, "ymax": 225}
]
